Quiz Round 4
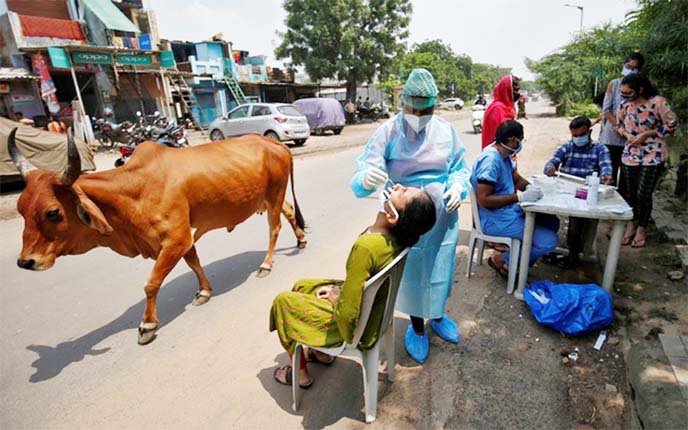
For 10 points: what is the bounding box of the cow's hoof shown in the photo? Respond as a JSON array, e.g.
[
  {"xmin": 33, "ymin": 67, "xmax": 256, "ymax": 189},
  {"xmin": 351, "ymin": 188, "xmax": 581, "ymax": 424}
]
[
  {"xmin": 192, "ymin": 291, "xmax": 211, "ymax": 306},
  {"xmin": 138, "ymin": 327, "xmax": 157, "ymax": 345},
  {"xmin": 257, "ymin": 266, "xmax": 272, "ymax": 278},
  {"xmin": 297, "ymin": 239, "xmax": 307, "ymax": 249}
]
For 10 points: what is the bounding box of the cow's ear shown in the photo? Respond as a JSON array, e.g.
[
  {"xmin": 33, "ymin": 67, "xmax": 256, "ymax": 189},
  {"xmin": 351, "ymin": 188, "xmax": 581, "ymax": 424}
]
[{"xmin": 72, "ymin": 185, "xmax": 113, "ymax": 235}]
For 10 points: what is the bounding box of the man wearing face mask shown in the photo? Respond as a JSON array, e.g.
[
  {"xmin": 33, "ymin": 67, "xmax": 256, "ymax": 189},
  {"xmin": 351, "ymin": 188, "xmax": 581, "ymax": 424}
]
[
  {"xmin": 471, "ymin": 120, "xmax": 559, "ymax": 276},
  {"xmin": 350, "ymin": 68, "xmax": 471, "ymax": 364},
  {"xmin": 481, "ymin": 74, "xmax": 521, "ymax": 150},
  {"xmin": 600, "ymin": 52, "xmax": 645, "ymax": 185},
  {"xmin": 544, "ymin": 116, "xmax": 612, "ymax": 267}
]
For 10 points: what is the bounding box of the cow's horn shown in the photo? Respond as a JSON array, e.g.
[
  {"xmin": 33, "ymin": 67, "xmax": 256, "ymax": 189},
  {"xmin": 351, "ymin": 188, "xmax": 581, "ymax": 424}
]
[
  {"xmin": 7, "ymin": 127, "xmax": 37, "ymax": 178},
  {"xmin": 61, "ymin": 128, "xmax": 81, "ymax": 186}
]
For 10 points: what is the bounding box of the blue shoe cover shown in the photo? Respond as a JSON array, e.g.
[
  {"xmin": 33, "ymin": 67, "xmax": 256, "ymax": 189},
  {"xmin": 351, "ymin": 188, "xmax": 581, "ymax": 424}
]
[
  {"xmin": 405, "ymin": 324, "xmax": 429, "ymax": 364},
  {"xmin": 430, "ymin": 314, "xmax": 460, "ymax": 344}
]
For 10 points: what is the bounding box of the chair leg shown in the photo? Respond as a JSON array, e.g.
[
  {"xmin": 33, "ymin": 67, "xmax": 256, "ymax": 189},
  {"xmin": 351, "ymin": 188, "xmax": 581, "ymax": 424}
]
[
  {"xmin": 361, "ymin": 346, "xmax": 380, "ymax": 423},
  {"xmin": 477, "ymin": 239, "xmax": 486, "ymax": 265},
  {"xmin": 506, "ymin": 239, "xmax": 521, "ymax": 294},
  {"xmin": 384, "ymin": 324, "xmax": 395, "ymax": 382},
  {"xmin": 291, "ymin": 344, "xmax": 303, "ymax": 412},
  {"xmin": 466, "ymin": 233, "xmax": 476, "ymax": 278}
]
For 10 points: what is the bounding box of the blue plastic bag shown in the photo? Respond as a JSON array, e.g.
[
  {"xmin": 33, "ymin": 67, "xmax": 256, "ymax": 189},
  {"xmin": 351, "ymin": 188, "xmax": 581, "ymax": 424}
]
[{"xmin": 524, "ymin": 281, "xmax": 613, "ymax": 336}]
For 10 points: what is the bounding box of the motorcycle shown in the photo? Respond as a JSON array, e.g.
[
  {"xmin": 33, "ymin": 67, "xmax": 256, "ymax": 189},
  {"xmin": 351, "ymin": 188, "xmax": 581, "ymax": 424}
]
[
  {"xmin": 114, "ymin": 122, "xmax": 189, "ymax": 167},
  {"xmin": 356, "ymin": 103, "xmax": 381, "ymax": 122},
  {"xmin": 471, "ymin": 104, "xmax": 485, "ymax": 134}
]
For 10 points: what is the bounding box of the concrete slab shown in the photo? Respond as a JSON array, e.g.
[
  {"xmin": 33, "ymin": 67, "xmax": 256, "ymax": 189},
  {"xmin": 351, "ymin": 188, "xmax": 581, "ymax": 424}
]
[{"xmin": 660, "ymin": 334, "xmax": 688, "ymax": 358}]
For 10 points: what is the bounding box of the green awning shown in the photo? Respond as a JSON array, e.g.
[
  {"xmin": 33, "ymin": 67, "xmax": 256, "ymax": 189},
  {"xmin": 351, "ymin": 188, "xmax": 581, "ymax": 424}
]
[{"xmin": 81, "ymin": 0, "xmax": 140, "ymax": 33}]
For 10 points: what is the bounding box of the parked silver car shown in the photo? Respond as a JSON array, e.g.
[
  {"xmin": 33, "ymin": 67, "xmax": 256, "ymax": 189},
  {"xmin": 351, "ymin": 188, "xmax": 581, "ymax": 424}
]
[{"xmin": 208, "ymin": 103, "xmax": 310, "ymax": 145}]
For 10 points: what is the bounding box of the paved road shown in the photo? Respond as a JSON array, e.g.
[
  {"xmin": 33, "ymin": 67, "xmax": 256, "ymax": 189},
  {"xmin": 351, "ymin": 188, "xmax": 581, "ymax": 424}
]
[{"xmin": 0, "ymin": 102, "xmax": 567, "ymax": 429}]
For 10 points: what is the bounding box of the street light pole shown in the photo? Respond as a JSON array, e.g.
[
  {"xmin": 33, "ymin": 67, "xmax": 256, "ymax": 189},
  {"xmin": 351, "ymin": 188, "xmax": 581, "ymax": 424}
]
[{"xmin": 564, "ymin": 3, "xmax": 584, "ymax": 33}]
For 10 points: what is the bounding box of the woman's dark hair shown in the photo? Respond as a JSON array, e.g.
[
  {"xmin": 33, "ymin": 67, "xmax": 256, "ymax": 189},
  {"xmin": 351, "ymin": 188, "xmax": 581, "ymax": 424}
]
[
  {"xmin": 621, "ymin": 72, "xmax": 658, "ymax": 98},
  {"xmin": 495, "ymin": 120, "xmax": 524, "ymax": 144},
  {"xmin": 624, "ymin": 52, "xmax": 645, "ymax": 69},
  {"xmin": 390, "ymin": 191, "xmax": 436, "ymax": 248},
  {"xmin": 569, "ymin": 116, "xmax": 591, "ymax": 129}
]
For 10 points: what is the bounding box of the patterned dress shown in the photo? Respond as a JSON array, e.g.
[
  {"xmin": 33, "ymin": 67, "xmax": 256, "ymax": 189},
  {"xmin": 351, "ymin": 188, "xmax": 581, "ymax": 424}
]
[
  {"xmin": 269, "ymin": 233, "xmax": 399, "ymax": 354},
  {"xmin": 616, "ymin": 95, "xmax": 679, "ymax": 166}
]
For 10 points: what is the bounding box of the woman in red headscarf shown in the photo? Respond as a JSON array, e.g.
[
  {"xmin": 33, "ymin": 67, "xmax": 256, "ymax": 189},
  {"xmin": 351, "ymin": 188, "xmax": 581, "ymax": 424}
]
[{"xmin": 481, "ymin": 75, "xmax": 520, "ymax": 150}]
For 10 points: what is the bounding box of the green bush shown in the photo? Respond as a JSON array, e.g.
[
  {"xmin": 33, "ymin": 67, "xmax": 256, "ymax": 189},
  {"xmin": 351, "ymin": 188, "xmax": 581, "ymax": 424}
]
[{"xmin": 568, "ymin": 103, "xmax": 601, "ymax": 118}]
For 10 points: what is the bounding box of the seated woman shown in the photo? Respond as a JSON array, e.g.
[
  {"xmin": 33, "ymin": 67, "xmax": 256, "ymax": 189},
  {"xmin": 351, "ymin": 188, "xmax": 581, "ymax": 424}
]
[
  {"xmin": 270, "ymin": 184, "xmax": 436, "ymax": 388},
  {"xmin": 470, "ymin": 120, "xmax": 559, "ymax": 276}
]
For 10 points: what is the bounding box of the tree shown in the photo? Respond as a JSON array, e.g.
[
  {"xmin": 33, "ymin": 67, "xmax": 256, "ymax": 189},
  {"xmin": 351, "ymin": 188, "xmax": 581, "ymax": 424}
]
[
  {"xmin": 396, "ymin": 39, "xmax": 503, "ymax": 100},
  {"xmin": 275, "ymin": 0, "xmax": 412, "ymax": 100}
]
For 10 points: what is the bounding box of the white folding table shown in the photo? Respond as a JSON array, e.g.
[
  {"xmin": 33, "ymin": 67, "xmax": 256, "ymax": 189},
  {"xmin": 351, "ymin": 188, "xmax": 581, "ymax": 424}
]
[{"xmin": 513, "ymin": 176, "xmax": 633, "ymax": 301}]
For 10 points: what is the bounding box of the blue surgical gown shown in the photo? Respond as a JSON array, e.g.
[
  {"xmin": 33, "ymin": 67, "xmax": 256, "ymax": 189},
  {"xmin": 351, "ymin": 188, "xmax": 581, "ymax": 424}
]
[{"xmin": 350, "ymin": 113, "xmax": 471, "ymax": 319}]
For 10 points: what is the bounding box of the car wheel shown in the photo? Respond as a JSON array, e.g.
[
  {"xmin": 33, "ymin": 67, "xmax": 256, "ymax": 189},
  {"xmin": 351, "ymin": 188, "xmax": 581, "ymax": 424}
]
[
  {"xmin": 314, "ymin": 128, "xmax": 324, "ymax": 136},
  {"xmin": 265, "ymin": 131, "xmax": 280, "ymax": 141},
  {"xmin": 333, "ymin": 128, "xmax": 343, "ymax": 135},
  {"xmin": 210, "ymin": 130, "xmax": 224, "ymax": 141},
  {"xmin": 454, "ymin": 105, "xmax": 461, "ymax": 110},
  {"xmin": 293, "ymin": 139, "xmax": 306, "ymax": 146}
]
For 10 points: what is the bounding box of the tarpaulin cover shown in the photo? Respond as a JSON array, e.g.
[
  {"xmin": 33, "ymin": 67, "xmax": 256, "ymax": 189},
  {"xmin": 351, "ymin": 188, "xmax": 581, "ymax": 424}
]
[
  {"xmin": 0, "ymin": 117, "xmax": 95, "ymax": 177},
  {"xmin": 80, "ymin": 0, "xmax": 140, "ymax": 33},
  {"xmin": 293, "ymin": 98, "xmax": 345, "ymax": 131},
  {"xmin": 525, "ymin": 280, "xmax": 613, "ymax": 336},
  {"xmin": 18, "ymin": 15, "xmax": 85, "ymax": 40}
]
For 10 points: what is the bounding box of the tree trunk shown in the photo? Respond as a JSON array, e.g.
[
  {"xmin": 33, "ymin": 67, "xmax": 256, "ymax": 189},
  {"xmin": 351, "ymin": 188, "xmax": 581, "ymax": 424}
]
[{"xmin": 346, "ymin": 75, "xmax": 357, "ymax": 102}]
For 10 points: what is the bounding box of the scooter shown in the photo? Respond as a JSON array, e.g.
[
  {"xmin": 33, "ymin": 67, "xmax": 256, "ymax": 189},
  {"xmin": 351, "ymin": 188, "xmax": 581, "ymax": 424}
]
[{"xmin": 471, "ymin": 104, "xmax": 485, "ymax": 134}]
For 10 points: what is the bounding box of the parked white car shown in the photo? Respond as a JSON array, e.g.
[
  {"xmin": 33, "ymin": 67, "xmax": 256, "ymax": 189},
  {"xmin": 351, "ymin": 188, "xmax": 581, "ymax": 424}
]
[
  {"xmin": 208, "ymin": 103, "xmax": 310, "ymax": 145},
  {"xmin": 439, "ymin": 98, "xmax": 465, "ymax": 110}
]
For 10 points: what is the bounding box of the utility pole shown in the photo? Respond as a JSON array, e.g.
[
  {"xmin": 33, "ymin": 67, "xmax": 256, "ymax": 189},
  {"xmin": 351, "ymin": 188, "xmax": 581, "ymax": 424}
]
[{"xmin": 564, "ymin": 3, "xmax": 584, "ymax": 33}]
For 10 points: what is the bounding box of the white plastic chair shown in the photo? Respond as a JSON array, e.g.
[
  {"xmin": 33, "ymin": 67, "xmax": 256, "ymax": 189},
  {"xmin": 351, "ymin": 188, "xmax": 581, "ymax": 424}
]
[
  {"xmin": 466, "ymin": 187, "xmax": 521, "ymax": 294},
  {"xmin": 291, "ymin": 247, "xmax": 410, "ymax": 424}
]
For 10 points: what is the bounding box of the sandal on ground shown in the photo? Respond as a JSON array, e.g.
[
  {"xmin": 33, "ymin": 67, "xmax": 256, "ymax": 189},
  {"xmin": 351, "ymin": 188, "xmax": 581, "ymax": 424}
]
[
  {"xmin": 487, "ymin": 242, "xmax": 509, "ymax": 253},
  {"xmin": 631, "ymin": 238, "xmax": 646, "ymax": 248},
  {"xmin": 622, "ymin": 234, "xmax": 634, "ymax": 246},
  {"xmin": 487, "ymin": 256, "xmax": 508, "ymax": 279},
  {"xmin": 273, "ymin": 365, "xmax": 313, "ymax": 389},
  {"xmin": 305, "ymin": 348, "xmax": 336, "ymax": 366}
]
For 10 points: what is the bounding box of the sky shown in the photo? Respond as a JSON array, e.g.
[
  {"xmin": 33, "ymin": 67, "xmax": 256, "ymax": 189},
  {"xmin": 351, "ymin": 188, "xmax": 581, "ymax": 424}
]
[{"xmin": 149, "ymin": 0, "xmax": 638, "ymax": 81}]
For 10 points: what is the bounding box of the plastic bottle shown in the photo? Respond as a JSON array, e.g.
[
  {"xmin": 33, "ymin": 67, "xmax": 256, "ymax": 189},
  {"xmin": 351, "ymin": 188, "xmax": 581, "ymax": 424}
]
[{"xmin": 587, "ymin": 171, "xmax": 600, "ymax": 205}]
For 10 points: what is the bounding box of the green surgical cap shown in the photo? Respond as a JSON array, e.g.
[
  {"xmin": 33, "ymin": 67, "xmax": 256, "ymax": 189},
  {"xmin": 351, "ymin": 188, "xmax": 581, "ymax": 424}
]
[{"xmin": 402, "ymin": 68, "xmax": 439, "ymax": 109}]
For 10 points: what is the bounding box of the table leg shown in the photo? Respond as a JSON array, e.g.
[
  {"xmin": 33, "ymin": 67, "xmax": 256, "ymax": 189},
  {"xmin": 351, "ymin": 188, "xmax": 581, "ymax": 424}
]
[
  {"xmin": 602, "ymin": 220, "xmax": 625, "ymax": 292},
  {"xmin": 514, "ymin": 212, "xmax": 535, "ymax": 301},
  {"xmin": 582, "ymin": 219, "xmax": 599, "ymax": 259}
]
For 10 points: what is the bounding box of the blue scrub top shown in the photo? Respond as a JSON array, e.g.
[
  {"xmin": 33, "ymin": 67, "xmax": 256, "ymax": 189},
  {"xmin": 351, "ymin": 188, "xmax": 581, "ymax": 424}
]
[{"xmin": 470, "ymin": 146, "xmax": 523, "ymax": 231}]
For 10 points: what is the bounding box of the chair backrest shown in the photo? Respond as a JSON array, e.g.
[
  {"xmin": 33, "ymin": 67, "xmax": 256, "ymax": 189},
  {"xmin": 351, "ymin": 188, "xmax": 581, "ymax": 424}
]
[
  {"xmin": 349, "ymin": 247, "xmax": 410, "ymax": 348},
  {"xmin": 469, "ymin": 187, "xmax": 484, "ymax": 236}
]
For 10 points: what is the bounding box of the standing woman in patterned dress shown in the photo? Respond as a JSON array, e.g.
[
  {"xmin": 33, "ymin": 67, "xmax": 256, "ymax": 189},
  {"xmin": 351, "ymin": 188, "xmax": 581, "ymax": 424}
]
[{"xmin": 616, "ymin": 73, "xmax": 679, "ymax": 248}]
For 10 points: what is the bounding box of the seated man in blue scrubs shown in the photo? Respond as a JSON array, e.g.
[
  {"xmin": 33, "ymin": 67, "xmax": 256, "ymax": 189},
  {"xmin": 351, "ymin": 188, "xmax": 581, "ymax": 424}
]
[{"xmin": 471, "ymin": 120, "xmax": 559, "ymax": 276}]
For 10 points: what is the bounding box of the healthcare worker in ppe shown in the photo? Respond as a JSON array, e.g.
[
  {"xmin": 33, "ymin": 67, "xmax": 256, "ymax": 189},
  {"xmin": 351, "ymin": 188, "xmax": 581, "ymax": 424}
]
[{"xmin": 350, "ymin": 68, "xmax": 471, "ymax": 364}]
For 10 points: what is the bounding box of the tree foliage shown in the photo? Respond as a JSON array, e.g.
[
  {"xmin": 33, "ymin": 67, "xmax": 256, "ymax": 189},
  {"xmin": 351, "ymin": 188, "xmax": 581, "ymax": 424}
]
[
  {"xmin": 395, "ymin": 39, "xmax": 504, "ymax": 100},
  {"xmin": 527, "ymin": 0, "xmax": 687, "ymax": 126},
  {"xmin": 275, "ymin": 0, "xmax": 412, "ymax": 99}
]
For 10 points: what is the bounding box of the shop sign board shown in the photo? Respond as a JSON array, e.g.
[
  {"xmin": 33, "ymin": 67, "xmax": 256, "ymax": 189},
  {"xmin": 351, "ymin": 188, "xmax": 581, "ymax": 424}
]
[
  {"xmin": 117, "ymin": 53, "xmax": 153, "ymax": 66},
  {"xmin": 160, "ymin": 51, "xmax": 176, "ymax": 68},
  {"xmin": 72, "ymin": 51, "xmax": 114, "ymax": 65},
  {"xmin": 48, "ymin": 47, "xmax": 71, "ymax": 68}
]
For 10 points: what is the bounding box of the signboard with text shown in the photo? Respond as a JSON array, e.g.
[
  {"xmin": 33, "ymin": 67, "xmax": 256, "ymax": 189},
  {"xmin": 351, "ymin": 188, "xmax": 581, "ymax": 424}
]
[
  {"xmin": 48, "ymin": 47, "xmax": 71, "ymax": 68},
  {"xmin": 72, "ymin": 51, "xmax": 113, "ymax": 65},
  {"xmin": 160, "ymin": 51, "xmax": 176, "ymax": 68},
  {"xmin": 117, "ymin": 53, "xmax": 153, "ymax": 66}
]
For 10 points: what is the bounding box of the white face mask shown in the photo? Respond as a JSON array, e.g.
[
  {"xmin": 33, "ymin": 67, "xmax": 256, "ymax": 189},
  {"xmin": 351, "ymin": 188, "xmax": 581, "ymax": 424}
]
[
  {"xmin": 405, "ymin": 113, "xmax": 432, "ymax": 133},
  {"xmin": 621, "ymin": 66, "xmax": 637, "ymax": 76},
  {"xmin": 378, "ymin": 187, "xmax": 399, "ymax": 219}
]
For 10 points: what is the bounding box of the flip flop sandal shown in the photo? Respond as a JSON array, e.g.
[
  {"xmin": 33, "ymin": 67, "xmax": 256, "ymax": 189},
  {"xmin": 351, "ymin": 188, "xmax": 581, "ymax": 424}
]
[
  {"xmin": 305, "ymin": 348, "xmax": 336, "ymax": 366},
  {"xmin": 631, "ymin": 238, "xmax": 646, "ymax": 248},
  {"xmin": 273, "ymin": 365, "xmax": 313, "ymax": 389},
  {"xmin": 487, "ymin": 256, "xmax": 508, "ymax": 279},
  {"xmin": 622, "ymin": 235, "xmax": 634, "ymax": 246}
]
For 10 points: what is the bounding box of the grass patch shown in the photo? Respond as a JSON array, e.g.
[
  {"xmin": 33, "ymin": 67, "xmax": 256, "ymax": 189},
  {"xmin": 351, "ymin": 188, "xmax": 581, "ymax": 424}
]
[
  {"xmin": 652, "ymin": 251, "xmax": 682, "ymax": 268},
  {"xmin": 648, "ymin": 307, "xmax": 679, "ymax": 322}
]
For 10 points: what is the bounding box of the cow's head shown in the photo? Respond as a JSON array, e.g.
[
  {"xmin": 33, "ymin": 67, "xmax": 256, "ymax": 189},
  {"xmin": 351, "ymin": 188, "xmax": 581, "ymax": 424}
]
[{"xmin": 9, "ymin": 128, "xmax": 113, "ymax": 271}]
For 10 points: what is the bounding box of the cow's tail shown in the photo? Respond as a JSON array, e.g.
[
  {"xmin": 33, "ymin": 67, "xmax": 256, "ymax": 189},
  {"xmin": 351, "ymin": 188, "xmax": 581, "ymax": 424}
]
[{"xmin": 289, "ymin": 156, "xmax": 306, "ymax": 230}]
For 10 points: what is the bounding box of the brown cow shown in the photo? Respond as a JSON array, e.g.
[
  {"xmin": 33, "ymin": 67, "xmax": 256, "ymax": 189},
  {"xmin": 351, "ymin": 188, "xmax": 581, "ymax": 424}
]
[{"xmin": 8, "ymin": 128, "xmax": 306, "ymax": 344}]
